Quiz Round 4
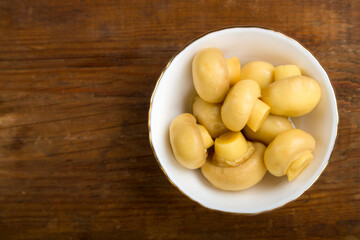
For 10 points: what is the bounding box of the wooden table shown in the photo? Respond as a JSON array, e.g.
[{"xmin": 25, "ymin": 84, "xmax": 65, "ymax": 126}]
[{"xmin": 0, "ymin": 0, "xmax": 358, "ymax": 239}]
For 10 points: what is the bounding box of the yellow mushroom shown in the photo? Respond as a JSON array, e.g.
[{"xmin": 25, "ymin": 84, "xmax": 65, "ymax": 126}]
[
  {"xmin": 240, "ymin": 61, "xmax": 274, "ymax": 89},
  {"xmin": 169, "ymin": 113, "xmax": 206, "ymax": 169},
  {"xmin": 262, "ymin": 75, "xmax": 321, "ymax": 117},
  {"xmin": 221, "ymin": 79, "xmax": 261, "ymax": 131},
  {"xmin": 243, "ymin": 114, "xmax": 294, "ymax": 145},
  {"xmin": 264, "ymin": 129, "xmax": 316, "ymax": 181},
  {"xmin": 192, "ymin": 48, "xmax": 229, "ymax": 103},
  {"xmin": 274, "ymin": 64, "xmax": 301, "ymax": 81},
  {"xmin": 212, "ymin": 131, "xmax": 254, "ymax": 167},
  {"xmin": 192, "ymin": 96, "xmax": 228, "ymax": 138},
  {"xmin": 201, "ymin": 142, "xmax": 267, "ymax": 191},
  {"xmin": 226, "ymin": 57, "xmax": 241, "ymax": 86}
]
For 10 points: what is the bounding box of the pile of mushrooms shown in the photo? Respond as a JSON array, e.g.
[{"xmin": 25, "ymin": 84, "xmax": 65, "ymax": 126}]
[{"xmin": 169, "ymin": 47, "xmax": 321, "ymax": 191}]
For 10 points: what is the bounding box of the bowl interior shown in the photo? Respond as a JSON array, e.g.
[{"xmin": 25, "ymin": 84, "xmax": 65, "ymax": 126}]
[{"xmin": 149, "ymin": 27, "xmax": 338, "ymax": 214}]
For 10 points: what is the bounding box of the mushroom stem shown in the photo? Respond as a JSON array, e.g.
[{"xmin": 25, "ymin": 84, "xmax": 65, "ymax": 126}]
[
  {"xmin": 213, "ymin": 132, "xmax": 254, "ymax": 167},
  {"xmin": 247, "ymin": 99, "xmax": 271, "ymax": 132},
  {"xmin": 213, "ymin": 141, "xmax": 254, "ymax": 167},
  {"xmin": 197, "ymin": 124, "xmax": 214, "ymax": 149}
]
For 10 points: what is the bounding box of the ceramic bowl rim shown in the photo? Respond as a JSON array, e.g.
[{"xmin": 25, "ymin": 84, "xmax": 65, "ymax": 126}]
[{"xmin": 148, "ymin": 26, "xmax": 339, "ymax": 214}]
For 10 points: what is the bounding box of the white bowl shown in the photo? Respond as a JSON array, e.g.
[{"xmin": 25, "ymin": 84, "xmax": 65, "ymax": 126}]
[{"xmin": 148, "ymin": 27, "xmax": 338, "ymax": 214}]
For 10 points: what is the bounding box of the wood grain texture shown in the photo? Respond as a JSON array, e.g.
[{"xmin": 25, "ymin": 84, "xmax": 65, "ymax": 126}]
[{"xmin": 0, "ymin": 0, "xmax": 359, "ymax": 239}]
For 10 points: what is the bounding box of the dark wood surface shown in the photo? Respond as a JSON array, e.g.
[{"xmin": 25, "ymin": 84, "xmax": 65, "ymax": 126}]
[{"xmin": 0, "ymin": 0, "xmax": 359, "ymax": 239}]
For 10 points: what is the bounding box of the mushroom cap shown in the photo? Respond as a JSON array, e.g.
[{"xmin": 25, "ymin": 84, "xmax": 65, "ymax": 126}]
[
  {"xmin": 262, "ymin": 75, "xmax": 321, "ymax": 117},
  {"xmin": 169, "ymin": 113, "xmax": 206, "ymax": 169},
  {"xmin": 242, "ymin": 114, "xmax": 294, "ymax": 145},
  {"xmin": 192, "ymin": 48, "xmax": 229, "ymax": 103},
  {"xmin": 264, "ymin": 129, "xmax": 315, "ymax": 176},
  {"xmin": 201, "ymin": 142, "xmax": 267, "ymax": 191},
  {"xmin": 239, "ymin": 61, "xmax": 274, "ymax": 89},
  {"xmin": 192, "ymin": 96, "xmax": 228, "ymax": 138},
  {"xmin": 221, "ymin": 79, "xmax": 261, "ymax": 131}
]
